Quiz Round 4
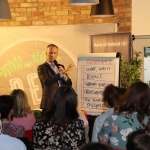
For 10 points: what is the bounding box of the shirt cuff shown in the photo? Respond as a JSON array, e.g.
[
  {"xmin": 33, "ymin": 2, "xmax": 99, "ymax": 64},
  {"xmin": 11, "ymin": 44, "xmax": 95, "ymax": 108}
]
[{"xmin": 59, "ymin": 72, "xmax": 64, "ymax": 78}]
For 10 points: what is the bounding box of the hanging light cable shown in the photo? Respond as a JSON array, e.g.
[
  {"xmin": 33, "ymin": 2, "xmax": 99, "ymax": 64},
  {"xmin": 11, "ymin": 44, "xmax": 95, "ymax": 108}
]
[
  {"xmin": 0, "ymin": 0, "xmax": 12, "ymax": 20},
  {"xmin": 69, "ymin": 0, "xmax": 99, "ymax": 6},
  {"xmin": 90, "ymin": 0, "xmax": 114, "ymax": 17}
]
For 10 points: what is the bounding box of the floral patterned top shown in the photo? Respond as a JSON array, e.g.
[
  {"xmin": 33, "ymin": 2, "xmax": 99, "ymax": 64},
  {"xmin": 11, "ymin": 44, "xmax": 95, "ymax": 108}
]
[
  {"xmin": 98, "ymin": 112, "xmax": 149, "ymax": 150},
  {"xmin": 2, "ymin": 123, "xmax": 25, "ymax": 137},
  {"xmin": 32, "ymin": 119, "xmax": 86, "ymax": 150}
]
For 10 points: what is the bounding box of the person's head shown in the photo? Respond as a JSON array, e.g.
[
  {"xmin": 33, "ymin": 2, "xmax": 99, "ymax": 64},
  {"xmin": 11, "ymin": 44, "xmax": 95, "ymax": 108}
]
[
  {"xmin": 10, "ymin": 89, "xmax": 31, "ymax": 117},
  {"xmin": 119, "ymin": 81, "xmax": 150, "ymax": 114},
  {"xmin": 119, "ymin": 81, "xmax": 150, "ymax": 127},
  {"xmin": 126, "ymin": 119, "xmax": 150, "ymax": 150},
  {"xmin": 102, "ymin": 84, "xmax": 126, "ymax": 110},
  {"xmin": 43, "ymin": 85, "xmax": 79, "ymax": 124},
  {"xmin": 46, "ymin": 44, "xmax": 58, "ymax": 64},
  {"xmin": 0, "ymin": 95, "xmax": 14, "ymax": 120},
  {"xmin": 79, "ymin": 142, "xmax": 112, "ymax": 150}
]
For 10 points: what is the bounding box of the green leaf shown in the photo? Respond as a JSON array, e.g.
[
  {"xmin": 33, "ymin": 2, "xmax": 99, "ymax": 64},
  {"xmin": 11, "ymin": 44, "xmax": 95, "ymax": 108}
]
[
  {"xmin": 32, "ymin": 52, "xmax": 36, "ymax": 64},
  {"xmin": 40, "ymin": 51, "xmax": 46, "ymax": 63},
  {"xmin": 5, "ymin": 62, "xmax": 14, "ymax": 74},
  {"xmin": 128, "ymin": 122, "xmax": 133, "ymax": 126},
  {"xmin": 16, "ymin": 56, "xmax": 23, "ymax": 69},
  {"xmin": 1, "ymin": 65, "xmax": 11, "ymax": 77},
  {"xmin": 122, "ymin": 121, "xmax": 128, "ymax": 123},
  {"xmin": 13, "ymin": 57, "xmax": 20, "ymax": 70},
  {"xmin": 0, "ymin": 72, "xmax": 3, "ymax": 77},
  {"xmin": 35, "ymin": 51, "xmax": 40, "ymax": 64},
  {"xmin": 7, "ymin": 60, "xmax": 16, "ymax": 71},
  {"xmin": 56, "ymin": 56, "xmax": 61, "ymax": 61},
  {"xmin": 120, "ymin": 51, "xmax": 142, "ymax": 88},
  {"xmin": 0, "ymin": 68, "xmax": 7, "ymax": 78},
  {"xmin": 131, "ymin": 118, "xmax": 134, "ymax": 123},
  {"xmin": 124, "ymin": 116, "xmax": 129, "ymax": 119}
]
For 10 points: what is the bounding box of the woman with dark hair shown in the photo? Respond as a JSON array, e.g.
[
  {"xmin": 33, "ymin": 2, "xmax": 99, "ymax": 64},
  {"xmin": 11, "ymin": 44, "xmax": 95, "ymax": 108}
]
[
  {"xmin": 92, "ymin": 84, "xmax": 126, "ymax": 142},
  {"xmin": 32, "ymin": 85, "xmax": 86, "ymax": 149},
  {"xmin": 126, "ymin": 119, "xmax": 150, "ymax": 150},
  {"xmin": 98, "ymin": 81, "xmax": 150, "ymax": 149},
  {"xmin": 79, "ymin": 142, "xmax": 112, "ymax": 150},
  {"xmin": 0, "ymin": 95, "xmax": 25, "ymax": 137}
]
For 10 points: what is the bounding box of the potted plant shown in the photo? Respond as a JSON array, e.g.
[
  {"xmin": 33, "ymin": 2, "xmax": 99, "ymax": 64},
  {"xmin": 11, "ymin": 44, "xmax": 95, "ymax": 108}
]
[{"xmin": 120, "ymin": 51, "xmax": 142, "ymax": 88}]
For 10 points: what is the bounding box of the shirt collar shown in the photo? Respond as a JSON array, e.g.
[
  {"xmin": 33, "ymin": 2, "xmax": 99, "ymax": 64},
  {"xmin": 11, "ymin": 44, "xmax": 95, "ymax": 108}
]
[{"xmin": 47, "ymin": 61, "xmax": 54, "ymax": 66}]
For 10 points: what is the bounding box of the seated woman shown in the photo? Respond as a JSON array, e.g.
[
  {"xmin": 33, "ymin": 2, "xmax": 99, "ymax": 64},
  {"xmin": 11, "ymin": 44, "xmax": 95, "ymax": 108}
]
[
  {"xmin": 0, "ymin": 118, "xmax": 26, "ymax": 150},
  {"xmin": 98, "ymin": 81, "xmax": 150, "ymax": 149},
  {"xmin": 79, "ymin": 142, "xmax": 111, "ymax": 150},
  {"xmin": 10, "ymin": 89, "xmax": 36, "ymax": 141},
  {"xmin": 126, "ymin": 119, "xmax": 150, "ymax": 150},
  {"xmin": 0, "ymin": 95, "xmax": 25, "ymax": 137},
  {"xmin": 92, "ymin": 84, "xmax": 126, "ymax": 142},
  {"xmin": 32, "ymin": 85, "xmax": 86, "ymax": 149}
]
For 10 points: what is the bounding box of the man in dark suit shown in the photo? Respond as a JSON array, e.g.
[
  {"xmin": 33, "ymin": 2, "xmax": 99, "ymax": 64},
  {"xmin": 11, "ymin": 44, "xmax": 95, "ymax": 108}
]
[{"xmin": 37, "ymin": 44, "xmax": 72, "ymax": 111}]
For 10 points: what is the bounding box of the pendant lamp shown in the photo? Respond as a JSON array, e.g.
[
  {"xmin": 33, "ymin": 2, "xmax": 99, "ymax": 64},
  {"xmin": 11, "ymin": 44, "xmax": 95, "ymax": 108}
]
[
  {"xmin": 90, "ymin": 0, "xmax": 114, "ymax": 17},
  {"xmin": 0, "ymin": 0, "xmax": 12, "ymax": 20},
  {"xmin": 69, "ymin": 0, "xmax": 99, "ymax": 6}
]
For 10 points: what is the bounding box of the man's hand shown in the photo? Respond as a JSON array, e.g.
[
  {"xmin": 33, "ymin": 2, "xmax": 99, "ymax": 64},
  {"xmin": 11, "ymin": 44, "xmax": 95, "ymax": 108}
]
[{"xmin": 59, "ymin": 64, "xmax": 73, "ymax": 75}]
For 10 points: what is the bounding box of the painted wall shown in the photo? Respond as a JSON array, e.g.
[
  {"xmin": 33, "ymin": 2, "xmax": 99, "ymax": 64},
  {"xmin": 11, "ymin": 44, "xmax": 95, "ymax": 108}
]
[
  {"xmin": 0, "ymin": 24, "xmax": 116, "ymax": 109},
  {"xmin": 132, "ymin": 0, "xmax": 150, "ymax": 83},
  {"xmin": 3, "ymin": 0, "xmax": 131, "ymax": 32},
  {"xmin": 132, "ymin": 0, "xmax": 150, "ymax": 35}
]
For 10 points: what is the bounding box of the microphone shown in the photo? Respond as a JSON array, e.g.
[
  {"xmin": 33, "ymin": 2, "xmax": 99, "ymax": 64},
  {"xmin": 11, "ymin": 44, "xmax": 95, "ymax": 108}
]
[
  {"xmin": 54, "ymin": 60, "xmax": 58, "ymax": 67},
  {"xmin": 54, "ymin": 60, "xmax": 65, "ymax": 69}
]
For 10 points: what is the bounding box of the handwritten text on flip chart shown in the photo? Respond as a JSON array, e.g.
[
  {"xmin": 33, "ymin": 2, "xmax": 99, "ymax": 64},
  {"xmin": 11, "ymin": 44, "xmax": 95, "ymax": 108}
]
[{"xmin": 77, "ymin": 57, "xmax": 119, "ymax": 113}]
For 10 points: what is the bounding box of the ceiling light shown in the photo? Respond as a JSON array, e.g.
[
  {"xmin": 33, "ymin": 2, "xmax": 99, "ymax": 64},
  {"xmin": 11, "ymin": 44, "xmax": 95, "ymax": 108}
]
[
  {"xmin": 69, "ymin": 0, "xmax": 99, "ymax": 6},
  {"xmin": 90, "ymin": 0, "xmax": 114, "ymax": 17},
  {"xmin": 0, "ymin": 0, "xmax": 12, "ymax": 20}
]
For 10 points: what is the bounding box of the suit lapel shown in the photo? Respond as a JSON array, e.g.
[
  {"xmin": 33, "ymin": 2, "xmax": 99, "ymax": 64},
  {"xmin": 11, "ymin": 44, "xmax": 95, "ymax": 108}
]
[{"xmin": 45, "ymin": 62, "xmax": 55, "ymax": 75}]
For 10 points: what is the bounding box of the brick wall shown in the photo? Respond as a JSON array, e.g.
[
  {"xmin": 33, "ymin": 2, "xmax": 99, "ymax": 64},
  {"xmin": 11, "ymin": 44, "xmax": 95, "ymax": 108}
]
[{"xmin": 0, "ymin": 0, "xmax": 131, "ymax": 32}]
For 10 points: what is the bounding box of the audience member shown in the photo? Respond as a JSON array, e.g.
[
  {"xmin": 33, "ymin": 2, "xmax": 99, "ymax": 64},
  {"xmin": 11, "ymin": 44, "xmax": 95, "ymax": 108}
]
[
  {"xmin": 17, "ymin": 137, "xmax": 33, "ymax": 150},
  {"xmin": 92, "ymin": 84, "xmax": 126, "ymax": 142},
  {"xmin": 98, "ymin": 81, "xmax": 150, "ymax": 149},
  {"xmin": 0, "ymin": 95, "xmax": 25, "ymax": 137},
  {"xmin": 10, "ymin": 89, "xmax": 36, "ymax": 141},
  {"xmin": 32, "ymin": 85, "xmax": 86, "ymax": 149},
  {"xmin": 10, "ymin": 89, "xmax": 36, "ymax": 131},
  {"xmin": 126, "ymin": 119, "xmax": 150, "ymax": 150},
  {"xmin": 0, "ymin": 99, "xmax": 26, "ymax": 150},
  {"xmin": 79, "ymin": 142, "xmax": 112, "ymax": 150}
]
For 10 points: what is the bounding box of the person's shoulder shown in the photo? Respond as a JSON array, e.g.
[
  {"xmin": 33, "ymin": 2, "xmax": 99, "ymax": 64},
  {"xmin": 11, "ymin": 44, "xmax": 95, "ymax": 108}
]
[
  {"xmin": 33, "ymin": 119, "xmax": 48, "ymax": 127},
  {"xmin": 97, "ymin": 108, "xmax": 114, "ymax": 119},
  {"xmin": 38, "ymin": 62, "xmax": 47, "ymax": 67},
  {"xmin": 10, "ymin": 123, "xmax": 25, "ymax": 130},
  {"xmin": 0, "ymin": 134, "xmax": 26, "ymax": 150},
  {"xmin": 75, "ymin": 119, "xmax": 85, "ymax": 126},
  {"xmin": 26, "ymin": 113, "xmax": 36, "ymax": 119}
]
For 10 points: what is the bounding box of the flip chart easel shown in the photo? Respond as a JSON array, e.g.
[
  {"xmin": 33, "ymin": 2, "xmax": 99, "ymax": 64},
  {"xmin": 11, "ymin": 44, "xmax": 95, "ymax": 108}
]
[{"xmin": 77, "ymin": 53, "xmax": 120, "ymax": 115}]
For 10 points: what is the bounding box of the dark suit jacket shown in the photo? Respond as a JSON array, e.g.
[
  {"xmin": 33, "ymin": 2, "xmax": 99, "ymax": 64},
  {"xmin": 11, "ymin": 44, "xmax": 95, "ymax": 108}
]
[{"xmin": 37, "ymin": 62, "xmax": 72, "ymax": 109}]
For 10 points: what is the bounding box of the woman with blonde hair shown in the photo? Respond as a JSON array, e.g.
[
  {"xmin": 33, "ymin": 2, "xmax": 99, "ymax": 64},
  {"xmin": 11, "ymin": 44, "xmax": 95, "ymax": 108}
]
[{"xmin": 10, "ymin": 89, "xmax": 36, "ymax": 141}]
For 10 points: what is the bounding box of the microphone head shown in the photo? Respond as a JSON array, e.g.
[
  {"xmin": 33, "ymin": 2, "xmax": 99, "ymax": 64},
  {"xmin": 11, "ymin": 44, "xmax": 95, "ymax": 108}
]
[{"xmin": 54, "ymin": 60, "xmax": 58, "ymax": 65}]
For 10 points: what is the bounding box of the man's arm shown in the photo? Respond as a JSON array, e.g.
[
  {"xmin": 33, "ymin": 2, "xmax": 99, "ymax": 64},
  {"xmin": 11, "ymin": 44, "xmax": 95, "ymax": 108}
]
[
  {"xmin": 62, "ymin": 75, "xmax": 72, "ymax": 86},
  {"xmin": 58, "ymin": 64, "xmax": 73, "ymax": 86},
  {"xmin": 37, "ymin": 64, "xmax": 62, "ymax": 86}
]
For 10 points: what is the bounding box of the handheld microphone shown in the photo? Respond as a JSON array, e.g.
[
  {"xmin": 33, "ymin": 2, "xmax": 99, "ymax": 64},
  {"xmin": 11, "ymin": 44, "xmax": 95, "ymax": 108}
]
[
  {"xmin": 54, "ymin": 60, "xmax": 65, "ymax": 69},
  {"xmin": 54, "ymin": 60, "xmax": 58, "ymax": 67}
]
